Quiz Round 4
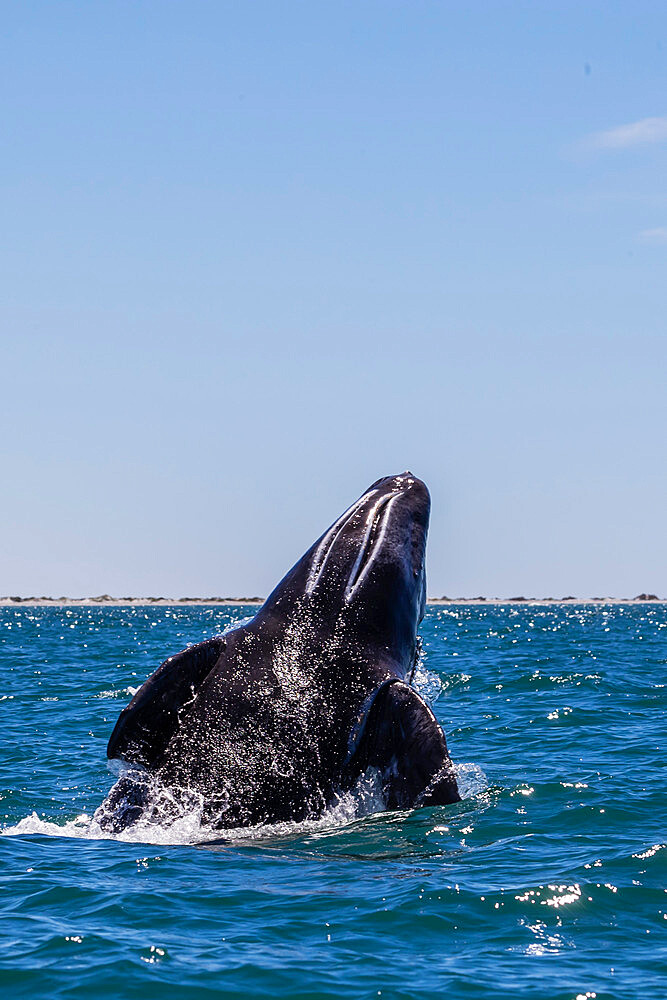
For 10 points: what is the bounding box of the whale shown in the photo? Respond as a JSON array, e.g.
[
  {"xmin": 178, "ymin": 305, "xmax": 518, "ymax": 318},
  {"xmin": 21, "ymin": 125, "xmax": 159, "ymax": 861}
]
[{"xmin": 95, "ymin": 473, "xmax": 460, "ymax": 832}]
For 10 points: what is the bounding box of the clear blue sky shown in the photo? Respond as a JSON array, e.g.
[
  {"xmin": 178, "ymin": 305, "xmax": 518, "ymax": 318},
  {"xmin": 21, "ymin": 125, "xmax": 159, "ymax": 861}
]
[{"xmin": 2, "ymin": 1, "xmax": 666, "ymax": 598}]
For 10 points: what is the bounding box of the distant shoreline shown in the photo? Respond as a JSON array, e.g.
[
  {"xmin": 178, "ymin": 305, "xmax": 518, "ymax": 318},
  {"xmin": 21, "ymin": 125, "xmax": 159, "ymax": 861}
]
[{"xmin": 0, "ymin": 595, "xmax": 663, "ymax": 607}]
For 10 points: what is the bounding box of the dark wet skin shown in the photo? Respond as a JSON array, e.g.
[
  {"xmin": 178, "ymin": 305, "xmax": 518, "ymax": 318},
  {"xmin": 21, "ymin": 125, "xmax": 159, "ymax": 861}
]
[{"xmin": 95, "ymin": 473, "xmax": 460, "ymax": 832}]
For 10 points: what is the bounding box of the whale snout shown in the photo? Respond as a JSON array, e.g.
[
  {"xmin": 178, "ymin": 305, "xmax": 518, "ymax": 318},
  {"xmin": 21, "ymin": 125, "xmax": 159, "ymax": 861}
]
[{"xmin": 366, "ymin": 471, "xmax": 430, "ymax": 506}]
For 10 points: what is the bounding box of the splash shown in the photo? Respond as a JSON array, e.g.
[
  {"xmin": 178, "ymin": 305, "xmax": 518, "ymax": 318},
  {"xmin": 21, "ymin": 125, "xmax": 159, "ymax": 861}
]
[
  {"xmin": 454, "ymin": 761, "xmax": 488, "ymax": 799},
  {"xmin": 412, "ymin": 663, "xmax": 443, "ymax": 704},
  {"xmin": 1, "ymin": 762, "xmax": 484, "ymax": 848},
  {"xmin": 95, "ymin": 685, "xmax": 140, "ymax": 700},
  {"xmin": 1, "ymin": 769, "xmax": 388, "ymax": 847}
]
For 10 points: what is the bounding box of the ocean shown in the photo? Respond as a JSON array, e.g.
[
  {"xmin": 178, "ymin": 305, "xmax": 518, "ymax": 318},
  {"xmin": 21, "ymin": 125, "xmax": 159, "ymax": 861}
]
[{"xmin": 1, "ymin": 603, "xmax": 665, "ymax": 999}]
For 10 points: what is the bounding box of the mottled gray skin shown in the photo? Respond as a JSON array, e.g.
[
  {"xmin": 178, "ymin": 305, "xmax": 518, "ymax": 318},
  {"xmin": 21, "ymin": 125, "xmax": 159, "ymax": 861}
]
[{"xmin": 95, "ymin": 473, "xmax": 460, "ymax": 832}]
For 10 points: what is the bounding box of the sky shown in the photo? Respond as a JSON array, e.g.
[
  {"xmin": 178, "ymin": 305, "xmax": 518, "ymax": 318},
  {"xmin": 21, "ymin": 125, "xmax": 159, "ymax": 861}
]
[{"xmin": 1, "ymin": 1, "xmax": 666, "ymax": 599}]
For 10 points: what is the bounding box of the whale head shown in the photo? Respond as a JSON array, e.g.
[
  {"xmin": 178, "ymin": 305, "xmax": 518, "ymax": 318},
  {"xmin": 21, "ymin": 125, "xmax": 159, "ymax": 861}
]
[{"xmin": 257, "ymin": 473, "xmax": 431, "ymax": 670}]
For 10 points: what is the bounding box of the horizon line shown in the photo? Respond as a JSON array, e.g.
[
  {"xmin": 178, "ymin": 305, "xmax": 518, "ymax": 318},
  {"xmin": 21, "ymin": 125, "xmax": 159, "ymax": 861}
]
[{"xmin": 0, "ymin": 594, "xmax": 663, "ymax": 606}]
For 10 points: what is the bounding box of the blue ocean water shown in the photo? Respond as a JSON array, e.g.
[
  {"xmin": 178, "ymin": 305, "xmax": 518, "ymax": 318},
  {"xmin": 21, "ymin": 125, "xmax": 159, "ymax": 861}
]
[{"xmin": 1, "ymin": 603, "xmax": 665, "ymax": 999}]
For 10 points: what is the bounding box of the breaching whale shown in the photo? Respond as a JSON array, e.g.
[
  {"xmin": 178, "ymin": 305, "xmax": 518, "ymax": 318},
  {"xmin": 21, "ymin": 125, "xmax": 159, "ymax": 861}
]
[{"xmin": 95, "ymin": 473, "xmax": 460, "ymax": 832}]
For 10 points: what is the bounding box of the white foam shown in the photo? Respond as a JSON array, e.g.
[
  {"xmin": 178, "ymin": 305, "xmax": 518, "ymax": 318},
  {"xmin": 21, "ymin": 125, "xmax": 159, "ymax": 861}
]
[
  {"xmin": 0, "ymin": 771, "xmax": 388, "ymax": 847},
  {"xmin": 1, "ymin": 762, "xmax": 485, "ymax": 848}
]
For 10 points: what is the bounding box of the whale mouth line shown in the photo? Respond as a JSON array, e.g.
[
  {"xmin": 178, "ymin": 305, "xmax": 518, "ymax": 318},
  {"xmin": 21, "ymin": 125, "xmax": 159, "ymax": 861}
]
[
  {"xmin": 305, "ymin": 491, "xmax": 378, "ymax": 595},
  {"xmin": 344, "ymin": 493, "xmax": 398, "ymax": 602}
]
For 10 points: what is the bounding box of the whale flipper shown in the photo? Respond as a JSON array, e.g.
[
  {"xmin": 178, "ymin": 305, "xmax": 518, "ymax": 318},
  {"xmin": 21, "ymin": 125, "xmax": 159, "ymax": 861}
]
[
  {"xmin": 353, "ymin": 681, "xmax": 460, "ymax": 808},
  {"xmin": 107, "ymin": 637, "xmax": 225, "ymax": 768}
]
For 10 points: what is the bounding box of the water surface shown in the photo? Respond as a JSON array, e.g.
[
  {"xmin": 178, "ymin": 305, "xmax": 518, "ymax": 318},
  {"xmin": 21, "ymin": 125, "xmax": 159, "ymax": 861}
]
[{"xmin": 1, "ymin": 604, "xmax": 665, "ymax": 998}]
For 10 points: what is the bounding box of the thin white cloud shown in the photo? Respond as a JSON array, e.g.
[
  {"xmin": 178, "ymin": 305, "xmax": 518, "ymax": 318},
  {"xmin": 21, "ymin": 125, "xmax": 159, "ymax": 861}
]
[
  {"xmin": 637, "ymin": 227, "xmax": 667, "ymax": 244},
  {"xmin": 588, "ymin": 116, "xmax": 667, "ymax": 150}
]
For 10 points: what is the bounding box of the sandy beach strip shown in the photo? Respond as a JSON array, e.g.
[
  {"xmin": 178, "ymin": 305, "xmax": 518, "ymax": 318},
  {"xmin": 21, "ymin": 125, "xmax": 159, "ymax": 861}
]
[{"xmin": 0, "ymin": 595, "xmax": 663, "ymax": 607}]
